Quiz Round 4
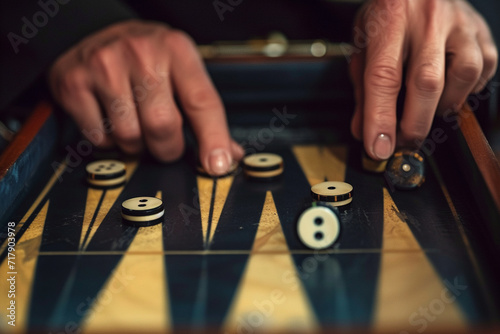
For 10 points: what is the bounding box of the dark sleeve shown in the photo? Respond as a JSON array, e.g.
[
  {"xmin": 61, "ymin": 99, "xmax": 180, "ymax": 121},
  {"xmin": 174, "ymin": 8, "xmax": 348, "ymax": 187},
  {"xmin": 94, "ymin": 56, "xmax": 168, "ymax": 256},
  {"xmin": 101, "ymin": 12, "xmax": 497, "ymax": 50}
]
[{"xmin": 0, "ymin": 0, "xmax": 137, "ymax": 110}]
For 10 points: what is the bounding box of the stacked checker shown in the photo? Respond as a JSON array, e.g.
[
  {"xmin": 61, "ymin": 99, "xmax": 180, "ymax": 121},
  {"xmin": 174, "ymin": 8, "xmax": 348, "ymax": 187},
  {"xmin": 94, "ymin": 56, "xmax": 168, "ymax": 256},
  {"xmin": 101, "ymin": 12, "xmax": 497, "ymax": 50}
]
[
  {"xmin": 86, "ymin": 160, "xmax": 126, "ymax": 188},
  {"xmin": 296, "ymin": 181, "xmax": 353, "ymax": 250},
  {"xmin": 86, "ymin": 160, "xmax": 165, "ymax": 227},
  {"xmin": 121, "ymin": 197, "xmax": 165, "ymax": 227},
  {"xmin": 242, "ymin": 153, "xmax": 284, "ymax": 180},
  {"xmin": 310, "ymin": 181, "xmax": 353, "ymax": 207}
]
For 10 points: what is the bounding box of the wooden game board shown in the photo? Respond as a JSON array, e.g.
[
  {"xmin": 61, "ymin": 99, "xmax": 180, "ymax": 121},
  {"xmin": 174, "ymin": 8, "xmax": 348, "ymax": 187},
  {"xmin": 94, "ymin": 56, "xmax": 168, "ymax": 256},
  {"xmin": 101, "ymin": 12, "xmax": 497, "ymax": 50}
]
[{"xmin": 1, "ymin": 103, "xmax": 499, "ymax": 334}]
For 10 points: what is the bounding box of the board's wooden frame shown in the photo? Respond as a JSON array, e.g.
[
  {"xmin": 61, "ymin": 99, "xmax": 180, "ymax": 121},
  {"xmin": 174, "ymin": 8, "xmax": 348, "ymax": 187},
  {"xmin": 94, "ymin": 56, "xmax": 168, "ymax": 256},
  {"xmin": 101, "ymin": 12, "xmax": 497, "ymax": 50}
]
[
  {"xmin": 0, "ymin": 102, "xmax": 52, "ymax": 180},
  {"xmin": 0, "ymin": 102, "xmax": 58, "ymax": 224}
]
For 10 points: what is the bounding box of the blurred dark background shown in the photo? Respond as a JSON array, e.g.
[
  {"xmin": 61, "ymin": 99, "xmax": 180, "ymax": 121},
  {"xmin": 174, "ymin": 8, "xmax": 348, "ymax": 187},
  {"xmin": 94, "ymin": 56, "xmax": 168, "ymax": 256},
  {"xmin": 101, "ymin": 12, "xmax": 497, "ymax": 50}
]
[{"xmin": 1, "ymin": 0, "xmax": 499, "ymax": 157}]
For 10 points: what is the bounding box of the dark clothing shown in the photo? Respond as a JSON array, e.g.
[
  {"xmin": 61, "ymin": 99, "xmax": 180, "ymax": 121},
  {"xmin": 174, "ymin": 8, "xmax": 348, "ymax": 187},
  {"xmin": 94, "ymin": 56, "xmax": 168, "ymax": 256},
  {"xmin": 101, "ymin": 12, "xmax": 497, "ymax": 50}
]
[
  {"xmin": 0, "ymin": 0, "xmax": 135, "ymax": 110},
  {"xmin": 1, "ymin": 0, "xmax": 499, "ymax": 111}
]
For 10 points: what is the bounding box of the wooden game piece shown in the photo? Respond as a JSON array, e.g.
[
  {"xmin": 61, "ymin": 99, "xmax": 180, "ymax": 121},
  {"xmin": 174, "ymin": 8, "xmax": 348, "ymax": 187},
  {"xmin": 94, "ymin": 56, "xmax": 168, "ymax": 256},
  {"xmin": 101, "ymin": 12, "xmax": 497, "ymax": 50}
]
[
  {"xmin": 86, "ymin": 160, "xmax": 126, "ymax": 188},
  {"xmin": 362, "ymin": 151, "xmax": 388, "ymax": 173},
  {"xmin": 121, "ymin": 197, "xmax": 164, "ymax": 226},
  {"xmin": 297, "ymin": 202, "xmax": 340, "ymax": 250},
  {"xmin": 196, "ymin": 160, "xmax": 239, "ymax": 178},
  {"xmin": 310, "ymin": 181, "xmax": 353, "ymax": 206},
  {"xmin": 385, "ymin": 149, "xmax": 426, "ymax": 190},
  {"xmin": 242, "ymin": 153, "xmax": 284, "ymax": 179}
]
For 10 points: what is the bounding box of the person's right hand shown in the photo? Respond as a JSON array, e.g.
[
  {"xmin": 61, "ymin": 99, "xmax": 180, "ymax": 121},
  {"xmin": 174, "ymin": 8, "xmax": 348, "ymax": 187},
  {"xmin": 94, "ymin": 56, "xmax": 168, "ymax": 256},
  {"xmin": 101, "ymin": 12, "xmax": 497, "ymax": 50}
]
[
  {"xmin": 349, "ymin": 0, "xmax": 498, "ymax": 160},
  {"xmin": 49, "ymin": 20, "xmax": 243, "ymax": 175}
]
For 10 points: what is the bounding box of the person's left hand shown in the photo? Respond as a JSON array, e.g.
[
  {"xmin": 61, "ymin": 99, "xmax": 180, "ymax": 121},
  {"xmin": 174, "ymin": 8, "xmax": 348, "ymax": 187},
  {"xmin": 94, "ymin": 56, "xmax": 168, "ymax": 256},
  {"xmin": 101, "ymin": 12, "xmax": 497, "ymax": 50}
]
[{"xmin": 49, "ymin": 20, "xmax": 244, "ymax": 175}]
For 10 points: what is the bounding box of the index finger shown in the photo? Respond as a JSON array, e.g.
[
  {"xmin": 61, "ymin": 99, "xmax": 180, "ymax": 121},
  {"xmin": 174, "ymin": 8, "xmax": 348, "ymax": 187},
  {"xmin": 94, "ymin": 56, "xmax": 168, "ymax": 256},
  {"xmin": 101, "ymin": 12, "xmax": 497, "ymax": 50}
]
[
  {"xmin": 362, "ymin": 7, "xmax": 406, "ymax": 160},
  {"xmin": 168, "ymin": 30, "xmax": 239, "ymax": 176}
]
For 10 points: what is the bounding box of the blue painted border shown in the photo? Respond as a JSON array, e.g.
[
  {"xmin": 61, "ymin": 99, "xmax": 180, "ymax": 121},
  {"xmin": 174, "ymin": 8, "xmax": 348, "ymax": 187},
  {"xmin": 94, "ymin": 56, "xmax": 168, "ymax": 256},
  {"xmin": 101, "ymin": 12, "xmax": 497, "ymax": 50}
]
[{"xmin": 0, "ymin": 112, "xmax": 58, "ymax": 228}]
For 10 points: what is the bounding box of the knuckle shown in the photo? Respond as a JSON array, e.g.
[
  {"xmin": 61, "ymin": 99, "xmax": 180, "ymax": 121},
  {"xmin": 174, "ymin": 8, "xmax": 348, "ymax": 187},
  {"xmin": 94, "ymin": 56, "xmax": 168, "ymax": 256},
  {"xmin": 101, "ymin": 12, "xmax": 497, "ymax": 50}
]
[
  {"xmin": 113, "ymin": 124, "xmax": 141, "ymax": 146},
  {"xmin": 122, "ymin": 36, "xmax": 154, "ymax": 65},
  {"xmin": 87, "ymin": 46, "xmax": 120, "ymax": 82},
  {"xmin": 451, "ymin": 60, "xmax": 482, "ymax": 84},
  {"xmin": 449, "ymin": 46, "xmax": 483, "ymax": 83},
  {"xmin": 452, "ymin": 25, "xmax": 471, "ymax": 39},
  {"xmin": 400, "ymin": 120, "xmax": 431, "ymax": 141},
  {"xmin": 164, "ymin": 29, "xmax": 194, "ymax": 52},
  {"xmin": 365, "ymin": 62, "xmax": 402, "ymax": 94},
  {"xmin": 144, "ymin": 108, "xmax": 183, "ymax": 138},
  {"xmin": 123, "ymin": 35, "xmax": 153, "ymax": 58},
  {"xmin": 124, "ymin": 35, "xmax": 151, "ymax": 52},
  {"xmin": 482, "ymin": 45, "xmax": 499, "ymax": 77},
  {"xmin": 183, "ymin": 87, "xmax": 221, "ymax": 112},
  {"xmin": 373, "ymin": 110, "xmax": 396, "ymax": 129},
  {"xmin": 413, "ymin": 63, "xmax": 444, "ymax": 95},
  {"xmin": 57, "ymin": 67, "xmax": 88, "ymax": 98},
  {"xmin": 366, "ymin": 106, "xmax": 396, "ymax": 131},
  {"xmin": 88, "ymin": 46, "xmax": 116, "ymax": 70},
  {"xmin": 453, "ymin": 10, "xmax": 470, "ymax": 27}
]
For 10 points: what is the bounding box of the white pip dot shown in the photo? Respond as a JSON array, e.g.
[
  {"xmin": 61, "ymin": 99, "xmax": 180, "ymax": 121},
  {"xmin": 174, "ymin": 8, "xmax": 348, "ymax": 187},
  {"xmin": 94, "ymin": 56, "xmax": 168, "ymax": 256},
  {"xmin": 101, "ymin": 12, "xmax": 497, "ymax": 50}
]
[
  {"xmin": 402, "ymin": 163, "xmax": 411, "ymax": 172},
  {"xmin": 310, "ymin": 181, "xmax": 353, "ymax": 207}
]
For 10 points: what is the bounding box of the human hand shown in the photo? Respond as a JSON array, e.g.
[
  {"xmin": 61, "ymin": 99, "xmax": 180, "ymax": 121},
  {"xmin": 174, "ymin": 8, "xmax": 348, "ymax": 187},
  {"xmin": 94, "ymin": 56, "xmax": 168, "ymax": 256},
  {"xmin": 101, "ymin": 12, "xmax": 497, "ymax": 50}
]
[
  {"xmin": 349, "ymin": 0, "xmax": 498, "ymax": 160},
  {"xmin": 49, "ymin": 20, "xmax": 243, "ymax": 175}
]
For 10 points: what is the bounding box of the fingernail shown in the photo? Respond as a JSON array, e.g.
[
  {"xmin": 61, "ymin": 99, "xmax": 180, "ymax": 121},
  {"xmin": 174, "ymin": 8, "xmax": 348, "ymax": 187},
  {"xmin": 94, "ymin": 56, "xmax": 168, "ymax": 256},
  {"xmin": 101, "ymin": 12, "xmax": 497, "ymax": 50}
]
[
  {"xmin": 208, "ymin": 148, "xmax": 231, "ymax": 175},
  {"xmin": 373, "ymin": 134, "xmax": 392, "ymax": 160}
]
